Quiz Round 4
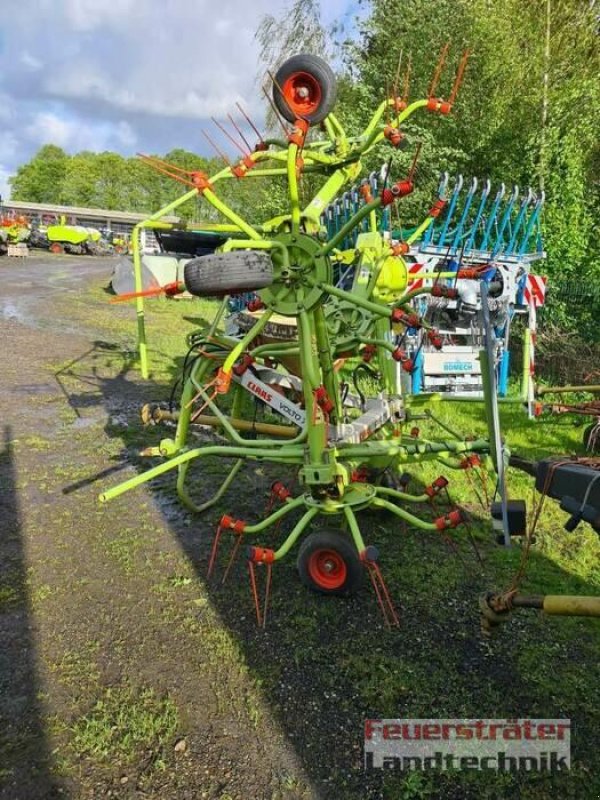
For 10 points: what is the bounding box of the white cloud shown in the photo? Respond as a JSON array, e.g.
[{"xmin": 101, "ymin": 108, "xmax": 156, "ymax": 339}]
[
  {"xmin": 0, "ymin": 99, "xmax": 15, "ymax": 123},
  {"xmin": 38, "ymin": 1, "xmax": 289, "ymax": 122},
  {"xmin": 115, "ymin": 121, "xmax": 137, "ymax": 148},
  {"xmin": 25, "ymin": 111, "xmax": 138, "ymax": 152},
  {"xmin": 20, "ymin": 51, "xmax": 43, "ymax": 71},
  {"xmin": 0, "ymin": 131, "xmax": 19, "ymax": 159},
  {"xmin": 26, "ymin": 112, "xmax": 73, "ymax": 148},
  {"xmin": 0, "ymin": 0, "xmax": 355, "ymax": 181},
  {"xmin": 62, "ymin": 0, "xmax": 138, "ymax": 31}
]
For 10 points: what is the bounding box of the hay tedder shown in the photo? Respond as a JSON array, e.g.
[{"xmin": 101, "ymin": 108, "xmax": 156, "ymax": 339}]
[{"xmin": 100, "ymin": 51, "xmax": 599, "ymax": 628}]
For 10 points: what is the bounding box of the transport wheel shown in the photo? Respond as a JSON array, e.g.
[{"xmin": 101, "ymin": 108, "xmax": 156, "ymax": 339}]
[
  {"xmin": 49, "ymin": 242, "xmax": 64, "ymax": 254},
  {"xmin": 184, "ymin": 251, "xmax": 274, "ymax": 298},
  {"xmin": 297, "ymin": 529, "xmax": 363, "ymax": 596},
  {"xmin": 273, "ymin": 53, "xmax": 337, "ymax": 125}
]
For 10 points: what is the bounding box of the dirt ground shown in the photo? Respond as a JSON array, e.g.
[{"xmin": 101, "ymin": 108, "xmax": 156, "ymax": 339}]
[
  {"xmin": 0, "ymin": 256, "xmax": 315, "ymax": 800},
  {"xmin": 0, "ymin": 255, "xmax": 598, "ymax": 800}
]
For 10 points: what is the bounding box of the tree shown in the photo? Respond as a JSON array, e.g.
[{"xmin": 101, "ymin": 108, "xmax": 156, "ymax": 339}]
[{"xmin": 9, "ymin": 145, "xmax": 69, "ymax": 203}]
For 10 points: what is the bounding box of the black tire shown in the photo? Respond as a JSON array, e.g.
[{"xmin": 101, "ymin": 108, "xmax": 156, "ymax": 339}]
[
  {"xmin": 583, "ymin": 422, "xmax": 600, "ymax": 453},
  {"xmin": 184, "ymin": 251, "xmax": 274, "ymax": 298},
  {"xmin": 297, "ymin": 529, "xmax": 364, "ymax": 596},
  {"xmin": 273, "ymin": 53, "xmax": 337, "ymax": 125}
]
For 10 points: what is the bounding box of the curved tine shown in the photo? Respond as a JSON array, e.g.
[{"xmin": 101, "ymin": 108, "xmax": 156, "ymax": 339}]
[
  {"xmin": 438, "ymin": 171, "xmax": 450, "ymax": 199},
  {"xmin": 379, "ymin": 162, "xmax": 391, "ymax": 184},
  {"xmin": 369, "ymin": 170, "xmax": 379, "ymax": 195}
]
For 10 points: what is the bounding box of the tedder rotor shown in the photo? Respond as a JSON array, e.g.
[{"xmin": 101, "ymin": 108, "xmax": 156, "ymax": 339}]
[{"xmin": 101, "ymin": 49, "xmax": 501, "ymax": 626}]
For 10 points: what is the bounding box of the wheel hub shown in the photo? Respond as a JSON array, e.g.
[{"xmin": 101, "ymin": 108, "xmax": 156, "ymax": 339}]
[{"xmin": 260, "ymin": 231, "xmax": 331, "ymax": 316}]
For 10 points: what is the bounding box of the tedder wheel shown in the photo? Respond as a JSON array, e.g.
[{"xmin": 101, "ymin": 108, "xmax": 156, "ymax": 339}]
[
  {"xmin": 297, "ymin": 529, "xmax": 364, "ymax": 596},
  {"xmin": 583, "ymin": 422, "xmax": 600, "ymax": 453},
  {"xmin": 184, "ymin": 251, "xmax": 274, "ymax": 298},
  {"xmin": 49, "ymin": 242, "xmax": 64, "ymax": 254},
  {"xmin": 273, "ymin": 53, "xmax": 337, "ymax": 125}
]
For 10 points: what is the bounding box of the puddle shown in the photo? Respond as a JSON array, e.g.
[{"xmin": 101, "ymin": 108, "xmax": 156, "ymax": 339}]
[
  {"xmin": 12, "ymin": 383, "xmax": 60, "ymax": 396},
  {"xmin": 71, "ymin": 416, "xmax": 104, "ymax": 429},
  {"xmin": 0, "ymin": 299, "xmax": 31, "ymax": 324}
]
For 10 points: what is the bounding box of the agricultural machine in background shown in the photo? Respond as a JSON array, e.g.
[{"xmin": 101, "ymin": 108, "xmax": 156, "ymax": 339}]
[
  {"xmin": 321, "ymin": 170, "xmax": 547, "ymax": 407},
  {"xmin": 35, "ymin": 218, "xmax": 114, "ymax": 255},
  {"xmin": 102, "ymin": 51, "xmax": 599, "ymax": 629},
  {"xmin": 0, "ymin": 215, "xmax": 30, "ymax": 254},
  {"xmin": 0, "ymin": 209, "xmax": 121, "ymax": 256}
]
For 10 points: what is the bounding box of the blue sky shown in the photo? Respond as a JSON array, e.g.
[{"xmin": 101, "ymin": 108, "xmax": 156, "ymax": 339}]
[{"xmin": 0, "ymin": 0, "xmax": 363, "ymax": 200}]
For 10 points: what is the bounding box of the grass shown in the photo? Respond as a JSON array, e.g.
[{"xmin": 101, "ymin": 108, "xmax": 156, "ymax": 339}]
[
  {"xmin": 0, "ymin": 582, "xmax": 20, "ymax": 611},
  {"xmin": 70, "ymin": 685, "xmax": 178, "ymax": 770}
]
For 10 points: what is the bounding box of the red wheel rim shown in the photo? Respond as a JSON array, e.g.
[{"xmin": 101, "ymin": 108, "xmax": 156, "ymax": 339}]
[
  {"xmin": 281, "ymin": 71, "xmax": 322, "ymax": 117},
  {"xmin": 49, "ymin": 243, "xmax": 62, "ymax": 253},
  {"xmin": 307, "ymin": 548, "xmax": 347, "ymax": 590}
]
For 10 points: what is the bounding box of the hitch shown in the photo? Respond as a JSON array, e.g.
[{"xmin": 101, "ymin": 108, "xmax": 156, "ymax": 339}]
[{"xmin": 480, "ymin": 591, "xmax": 600, "ymax": 636}]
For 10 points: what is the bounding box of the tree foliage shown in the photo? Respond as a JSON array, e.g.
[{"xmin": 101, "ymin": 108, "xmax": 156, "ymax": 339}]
[{"xmin": 342, "ymin": 0, "xmax": 600, "ymax": 283}]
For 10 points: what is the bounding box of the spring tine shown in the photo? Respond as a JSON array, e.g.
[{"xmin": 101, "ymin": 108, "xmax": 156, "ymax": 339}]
[
  {"xmin": 221, "ymin": 534, "xmax": 244, "ymax": 584},
  {"xmin": 408, "ymin": 142, "xmax": 422, "ymax": 183},
  {"xmin": 374, "ymin": 563, "xmax": 401, "ymax": 627},
  {"xmin": 248, "ymin": 561, "xmax": 263, "ymax": 626},
  {"xmin": 137, "ymin": 153, "xmax": 189, "ymax": 175},
  {"xmin": 476, "ymin": 467, "xmax": 490, "ymax": 506},
  {"xmin": 261, "ymin": 84, "xmax": 290, "ymax": 136},
  {"xmin": 428, "ymin": 42, "xmax": 450, "ymax": 98},
  {"xmin": 366, "ymin": 561, "xmax": 400, "ymax": 627},
  {"xmin": 236, "ymin": 101, "xmax": 265, "ymax": 145},
  {"xmin": 262, "ymin": 564, "xmax": 273, "ymax": 628},
  {"xmin": 190, "ymin": 386, "xmax": 218, "ymax": 422},
  {"xmin": 228, "ymin": 112, "xmax": 253, "ymax": 153},
  {"xmin": 207, "ymin": 522, "xmax": 224, "ymax": 578},
  {"xmin": 137, "ymin": 156, "xmax": 194, "ymax": 187},
  {"xmin": 211, "ymin": 117, "xmax": 248, "ymax": 157},
  {"xmin": 202, "ymin": 129, "xmax": 232, "ymax": 165},
  {"xmin": 448, "ymin": 49, "xmax": 471, "ymax": 105},
  {"xmin": 384, "ymin": 79, "xmax": 391, "ymax": 124},
  {"xmin": 463, "ymin": 464, "xmax": 487, "ymax": 512},
  {"xmin": 366, "ymin": 562, "xmax": 390, "ymax": 627},
  {"xmin": 392, "ymin": 49, "xmax": 403, "ymax": 100},
  {"xmin": 465, "ymin": 521, "xmax": 485, "ymax": 568}
]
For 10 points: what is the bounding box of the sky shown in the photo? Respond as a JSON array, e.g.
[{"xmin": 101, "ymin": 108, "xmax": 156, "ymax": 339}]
[{"xmin": 0, "ymin": 0, "xmax": 362, "ymax": 200}]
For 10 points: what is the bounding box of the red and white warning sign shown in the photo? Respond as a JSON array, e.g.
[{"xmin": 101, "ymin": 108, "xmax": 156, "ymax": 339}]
[
  {"xmin": 407, "ymin": 262, "xmax": 426, "ymax": 291},
  {"xmin": 524, "ymin": 274, "xmax": 547, "ymax": 307}
]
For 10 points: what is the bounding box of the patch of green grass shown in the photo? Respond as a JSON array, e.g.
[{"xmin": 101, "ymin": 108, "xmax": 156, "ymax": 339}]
[
  {"xmin": 70, "ymin": 685, "xmax": 178, "ymax": 770},
  {"xmin": 49, "ymin": 641, "xmax": 101, "ymax": 690},
  {"xmin": 14, "ymin": 433, "xmax": 52, "ymax": 452},
  {"xmin": 0, "ymin": 573, "xmax": 21, "ymax": 611},
  {"xmin": 103, "ymin": 528, "xmax": 146, "ymax": 574}
]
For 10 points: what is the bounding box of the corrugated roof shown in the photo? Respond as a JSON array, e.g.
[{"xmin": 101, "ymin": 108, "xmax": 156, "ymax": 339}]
[{"xmin": 3, "ymin": 200, "xmax": 180, "ymax": 224}]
